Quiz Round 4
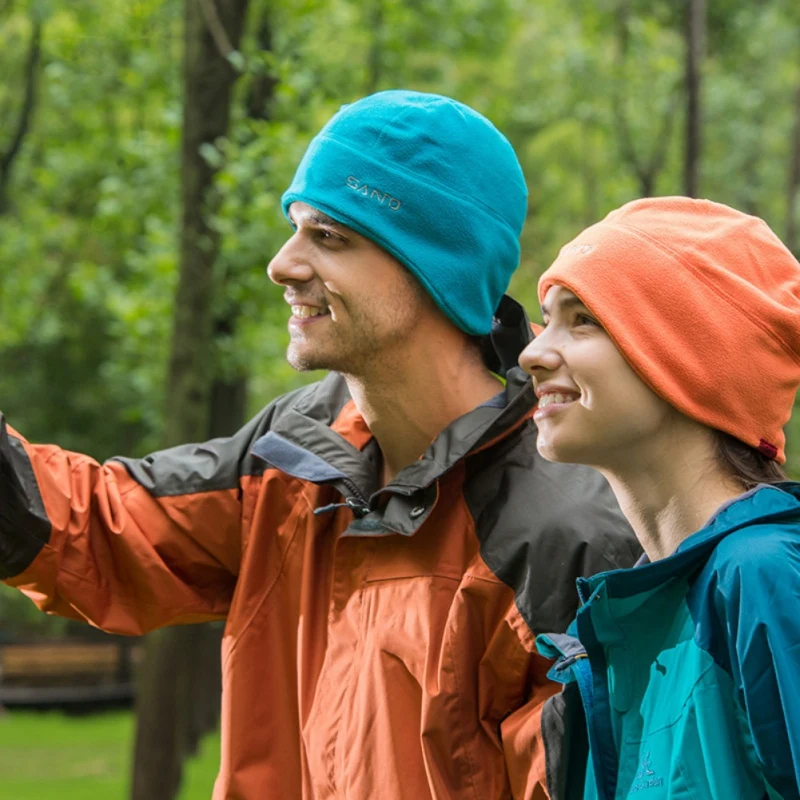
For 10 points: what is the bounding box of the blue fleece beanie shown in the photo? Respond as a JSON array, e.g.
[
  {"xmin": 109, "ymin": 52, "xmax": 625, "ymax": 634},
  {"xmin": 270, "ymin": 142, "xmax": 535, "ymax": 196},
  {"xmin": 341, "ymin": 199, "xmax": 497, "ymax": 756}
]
[{"xmin": 281, "ymin": 90, "xmax": 528, "ymax": 335}]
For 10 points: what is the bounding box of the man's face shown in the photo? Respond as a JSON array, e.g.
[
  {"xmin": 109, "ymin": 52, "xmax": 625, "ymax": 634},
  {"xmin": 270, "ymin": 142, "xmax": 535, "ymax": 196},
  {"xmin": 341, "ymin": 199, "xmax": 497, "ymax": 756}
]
[{"xmin": 268, "ymin": 202, "xmax": 434, "ymax": 374}]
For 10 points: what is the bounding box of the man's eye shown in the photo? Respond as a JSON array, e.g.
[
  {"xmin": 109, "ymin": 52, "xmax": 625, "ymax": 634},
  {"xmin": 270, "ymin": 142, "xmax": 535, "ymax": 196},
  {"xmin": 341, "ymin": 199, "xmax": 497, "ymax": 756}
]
[
  {"xmin": 314, "ymin": 229, "xmax": 344, "ymax": 244},
  {"xmin": 575, "ymin": 313, "xmax": 599, "ymax": 327}
]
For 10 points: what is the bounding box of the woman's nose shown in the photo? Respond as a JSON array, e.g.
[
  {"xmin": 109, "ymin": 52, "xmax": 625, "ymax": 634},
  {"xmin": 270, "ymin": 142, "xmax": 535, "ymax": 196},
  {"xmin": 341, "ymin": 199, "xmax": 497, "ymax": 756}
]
[
  {"xmin": 267, "ymin": 235, "xmax": 315, "ymax": 285},
  {"xmin": 518, "ymin": 330, "xmax": 562, "ymax": 376}
]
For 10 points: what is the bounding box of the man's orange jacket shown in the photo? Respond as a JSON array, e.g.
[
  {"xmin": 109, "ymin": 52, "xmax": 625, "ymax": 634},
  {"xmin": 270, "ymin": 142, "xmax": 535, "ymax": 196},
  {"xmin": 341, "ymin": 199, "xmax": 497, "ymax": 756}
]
[{"xmin": 0, "ymin": 299, "xmax": 639, "ymax": 799}]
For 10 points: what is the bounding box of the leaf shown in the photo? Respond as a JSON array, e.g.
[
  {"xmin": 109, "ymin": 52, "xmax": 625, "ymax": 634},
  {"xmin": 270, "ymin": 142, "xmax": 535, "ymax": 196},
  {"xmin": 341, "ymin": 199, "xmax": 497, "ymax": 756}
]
[
  {"xmin": 227, "ymin": 49, "xmax": 246, "ymax": 73},
  {"xmin": 198, "ymin": 141, "xmax": 224, "ymax": 168}
]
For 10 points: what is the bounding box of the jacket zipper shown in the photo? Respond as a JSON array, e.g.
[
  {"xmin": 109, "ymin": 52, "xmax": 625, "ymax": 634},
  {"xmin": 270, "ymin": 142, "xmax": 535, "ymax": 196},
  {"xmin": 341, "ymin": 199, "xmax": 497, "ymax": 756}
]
[{"xmin": 313, "ymin": 477, "xmax": 370, "ymax": 518}]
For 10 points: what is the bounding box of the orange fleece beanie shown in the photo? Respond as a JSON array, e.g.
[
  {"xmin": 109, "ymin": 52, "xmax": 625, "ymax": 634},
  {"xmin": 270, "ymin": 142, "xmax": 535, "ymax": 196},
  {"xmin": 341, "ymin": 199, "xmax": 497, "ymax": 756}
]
[{"xmin": 538, "ymin": 197, "xmax": 800, "ymax": 463}]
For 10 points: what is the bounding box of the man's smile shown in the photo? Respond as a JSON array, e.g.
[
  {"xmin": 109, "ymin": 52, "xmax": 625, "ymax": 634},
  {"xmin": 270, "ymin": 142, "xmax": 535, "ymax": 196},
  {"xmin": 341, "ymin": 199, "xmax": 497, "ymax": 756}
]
[{"xmin": 291, "ymin": 304, "xmax": 330, "ymax": 319}]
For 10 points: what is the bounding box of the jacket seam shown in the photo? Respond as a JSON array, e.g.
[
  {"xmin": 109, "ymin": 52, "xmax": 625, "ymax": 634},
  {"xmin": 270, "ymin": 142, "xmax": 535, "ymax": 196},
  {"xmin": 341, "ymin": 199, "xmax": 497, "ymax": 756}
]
[
  {"xmin": 116, "ymin": 475, "xmax": 240, "ymax": 500},
  {"xmin": 224, "ymin": 487, "xmax": 315, "ymax": 663},
  {"xmin": 675, "ymin": 751, "xmax": 703, "ymax": 800},
  {"xmin": 463, "ymin": 572, "xmax": 506, "ymax": 587},
  {"xmin": 447, "ymin": 631, "xmax": 483, "ymax": 800},
  {"xmin": 337, "ymin": 544, "xmax": 376, "ymax": 796},
  {"xmin": 45, "ymin": 545, "xmax": 227, "ymax": 617},
  {"xmin": 637, "ymin": 661, "xmax": 713, "ymax": 738},
  {"xmin": 362, "ymin": 572, "xmax": 464, "ymax": 585}
]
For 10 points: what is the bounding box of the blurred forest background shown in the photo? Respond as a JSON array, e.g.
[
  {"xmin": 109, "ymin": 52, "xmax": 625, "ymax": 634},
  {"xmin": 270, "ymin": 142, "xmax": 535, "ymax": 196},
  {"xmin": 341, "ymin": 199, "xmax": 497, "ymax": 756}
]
[{"xmin": 1, "ymin": 0, "xmax": 800, "ymax": 797}]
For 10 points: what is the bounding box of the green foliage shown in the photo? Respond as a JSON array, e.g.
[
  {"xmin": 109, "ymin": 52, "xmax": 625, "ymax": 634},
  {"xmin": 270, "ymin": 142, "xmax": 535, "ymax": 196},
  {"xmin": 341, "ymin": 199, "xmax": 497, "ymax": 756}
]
[
  {"xmin": 0, "ymin": 3, "xmax": 798, "ymax": 787},
  {"xmin": 0, "ymin": 0, "xmax": 181, "ymax": 458},
  {"xmin": 0, "ymin": 589, "xmax": 72, "ymax": 641},
  {"xmin": 0, "ymin": 0, "xmax": 798, "ymax": 559}
]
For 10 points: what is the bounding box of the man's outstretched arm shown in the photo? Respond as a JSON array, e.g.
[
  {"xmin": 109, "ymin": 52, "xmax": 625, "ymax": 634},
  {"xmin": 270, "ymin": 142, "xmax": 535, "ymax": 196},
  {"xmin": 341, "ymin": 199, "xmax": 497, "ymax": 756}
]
[{"xmin": 0, "ymin": 412, "xmax": 264, "ymax": 635}]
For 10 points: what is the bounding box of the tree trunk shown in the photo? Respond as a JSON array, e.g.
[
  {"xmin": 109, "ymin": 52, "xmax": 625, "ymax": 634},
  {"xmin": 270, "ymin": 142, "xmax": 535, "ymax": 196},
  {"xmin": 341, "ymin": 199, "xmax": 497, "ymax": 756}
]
[
  {"xmin": 0, "ymin": 16, "xmax": 42, "ymax": 215},
  {"xmin": 611, "ymin": 0, "xmax": 677, "ymax": 199},
  {"xmin": 684, "ymin": 0, "xmax": 705, "ymax": 198},
  {"xmin": 246, "ymin": 9, "xmax": 278, "ymax": 121},
  {"xmin": 130, "ymin": 2, "xmax": 250, "ymax": 799},
  {"xmin": 365, "ymin": 0, "xmax": 384, "ymax": 94},
  {"xmin": 164, "ymin": 0, "xmax": 249, "ymax": 448},
  {"xmin": 787, "ymin": 85, "xmax": 800, "ymax": 256}
]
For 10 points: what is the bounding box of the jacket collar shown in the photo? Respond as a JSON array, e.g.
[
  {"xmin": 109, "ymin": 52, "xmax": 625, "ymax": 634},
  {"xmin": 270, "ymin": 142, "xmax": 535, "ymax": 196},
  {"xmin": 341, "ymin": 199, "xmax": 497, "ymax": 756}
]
[
  {"xmin": 251, "ymin": 294, "xmax": 536, "ymax": 535},
  {"xmin": 576, "ymin": 482, "xmax": 800, "ymax": 604}
]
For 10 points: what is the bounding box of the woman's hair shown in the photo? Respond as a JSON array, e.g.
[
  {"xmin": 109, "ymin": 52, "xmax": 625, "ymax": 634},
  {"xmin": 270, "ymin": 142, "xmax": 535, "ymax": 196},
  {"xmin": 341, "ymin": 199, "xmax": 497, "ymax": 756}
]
[{"xmin": 715, "ymin": 431, "xmax": 787, "ymax": 490}]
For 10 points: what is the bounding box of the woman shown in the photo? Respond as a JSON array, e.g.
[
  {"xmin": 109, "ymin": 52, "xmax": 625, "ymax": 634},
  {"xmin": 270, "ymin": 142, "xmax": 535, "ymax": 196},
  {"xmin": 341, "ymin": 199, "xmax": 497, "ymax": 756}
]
[{"xmin": 518, "ymin": 197, "xmax": 800, "ymax": 799}]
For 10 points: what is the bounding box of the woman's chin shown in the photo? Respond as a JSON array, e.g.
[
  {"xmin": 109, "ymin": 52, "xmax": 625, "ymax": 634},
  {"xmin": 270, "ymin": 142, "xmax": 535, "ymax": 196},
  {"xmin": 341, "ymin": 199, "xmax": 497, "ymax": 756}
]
[{"xmin": 536, "ymin": 434, "xmax": 590, "ymax": 465}]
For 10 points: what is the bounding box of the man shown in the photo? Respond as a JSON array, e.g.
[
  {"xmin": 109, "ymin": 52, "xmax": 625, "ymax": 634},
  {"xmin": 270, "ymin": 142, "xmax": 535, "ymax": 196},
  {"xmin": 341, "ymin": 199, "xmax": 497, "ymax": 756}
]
[{"xmin": 0, "ymin": 91, "xmax": 639, "ymax": 799}]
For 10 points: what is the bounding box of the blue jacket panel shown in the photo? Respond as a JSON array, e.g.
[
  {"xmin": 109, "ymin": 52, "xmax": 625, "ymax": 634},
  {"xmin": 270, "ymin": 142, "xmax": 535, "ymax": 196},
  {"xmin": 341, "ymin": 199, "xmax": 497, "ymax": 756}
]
[{"xmin": 538, "ymin": 483, "xmax": 800, "ymax": 800}]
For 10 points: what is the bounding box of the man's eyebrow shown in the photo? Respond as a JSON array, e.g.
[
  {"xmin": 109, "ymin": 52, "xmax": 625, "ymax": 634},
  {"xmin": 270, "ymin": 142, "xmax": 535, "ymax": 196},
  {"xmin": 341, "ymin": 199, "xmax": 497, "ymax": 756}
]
[
  {"xmin": 288, "ymin": 209, "xmax": 347, "ymax": 230},
  {"xmin": 540, "ymin": 295, "xmax": 586, "ymax": 317},
  {"xmin": 309, "ymin": 211, "xmax": 346, "ymax": 228}
]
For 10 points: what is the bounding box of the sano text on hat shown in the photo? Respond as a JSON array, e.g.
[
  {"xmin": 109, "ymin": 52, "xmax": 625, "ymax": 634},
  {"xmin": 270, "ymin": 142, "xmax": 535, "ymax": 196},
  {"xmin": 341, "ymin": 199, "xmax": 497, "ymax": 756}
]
[{"xmin": 346, "ymin": 176, "xmax": 402, "ymax": 211}]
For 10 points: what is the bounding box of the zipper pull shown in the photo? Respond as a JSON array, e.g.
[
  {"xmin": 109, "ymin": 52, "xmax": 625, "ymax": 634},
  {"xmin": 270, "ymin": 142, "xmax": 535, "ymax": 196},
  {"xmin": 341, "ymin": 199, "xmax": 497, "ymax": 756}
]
[
  {"xmin": 313, "ymin": 497, "xmax": 370, "ymax": 518},
  {"xmin": 554, "ymin": 652, "xmax": 588, "ymax": 672}
]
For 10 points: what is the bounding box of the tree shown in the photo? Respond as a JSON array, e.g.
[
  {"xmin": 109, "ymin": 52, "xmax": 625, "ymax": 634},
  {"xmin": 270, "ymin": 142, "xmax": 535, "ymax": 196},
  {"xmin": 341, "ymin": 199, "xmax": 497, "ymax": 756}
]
[
  {"xmin": 787, "ymin": 84, "xmax": 800, "ymax": 255},
  {"xmin": 0, "ymin": 12, "xmax": 42, "ymax": 214},
  {"xmin": 684, "ymin": 0, "xmax": 705, "ymax": 197},
  {"xmin": 131, "ymin": 1, "xmax": 251, "ymax": 798},
  {"xmin": 611, "ymin": 0, "xmax": 679, "ymax": 198}
]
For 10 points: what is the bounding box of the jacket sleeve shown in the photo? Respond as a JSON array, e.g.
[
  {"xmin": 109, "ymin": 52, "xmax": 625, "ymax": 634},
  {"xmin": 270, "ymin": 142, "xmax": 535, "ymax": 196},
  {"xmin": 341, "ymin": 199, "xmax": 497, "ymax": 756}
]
[
  {"xmin": 714, "ymin": 534, "xmax": 800, "ymax": 798},
  {"xmin": 0, "ymin": 410, "xmax": 267, "ymax": 635},
  {"xmin": 500, "ymin": 651, "xmax": 559, "ymax": 800}
]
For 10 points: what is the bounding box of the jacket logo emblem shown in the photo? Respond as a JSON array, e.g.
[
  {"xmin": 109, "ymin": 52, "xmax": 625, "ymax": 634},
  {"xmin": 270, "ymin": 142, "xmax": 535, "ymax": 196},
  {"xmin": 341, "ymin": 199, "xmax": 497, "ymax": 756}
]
[
  {"xmin": 632, "ymin": 752, "xmax": 663, "ymax": 792},
  {"xmin": 346, "ymin": 176, "xmax": 402, "ymax": 211}
]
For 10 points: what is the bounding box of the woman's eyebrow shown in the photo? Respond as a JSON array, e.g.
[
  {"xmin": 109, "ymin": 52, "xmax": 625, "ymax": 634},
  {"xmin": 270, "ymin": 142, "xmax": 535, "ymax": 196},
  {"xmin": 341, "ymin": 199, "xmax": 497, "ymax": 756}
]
[{"xmin": 540, "ymin": 295, "xmax": 585, "ymax": 317}]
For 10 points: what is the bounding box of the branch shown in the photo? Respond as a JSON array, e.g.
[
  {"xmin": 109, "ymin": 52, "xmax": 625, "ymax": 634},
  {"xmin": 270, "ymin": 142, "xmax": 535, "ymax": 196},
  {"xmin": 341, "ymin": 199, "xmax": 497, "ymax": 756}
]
[
  {"xmin": 197, "ymin": 0, "xmax": 236, "ymax": 61},
  {"xmin": 365, "ymin": 0, "xmax": 384, "ymax": 94},
  {"xmin": 0, "ymin": 16, "xmax": 42, "ymax": 174},
  {"xmin": 611, "ymin": 0, "xmax": 646, "ymax": 185},
  {"xmin": 611, "ymin": 89, "xmax": 646, "ymax": 186},
  {"xmin": 786, "ymin": 85, "xmax": 800, "ymax": 254},
  {"xmin": 644, "ymin": 86, "xmax": 680, "ymax": 181}
]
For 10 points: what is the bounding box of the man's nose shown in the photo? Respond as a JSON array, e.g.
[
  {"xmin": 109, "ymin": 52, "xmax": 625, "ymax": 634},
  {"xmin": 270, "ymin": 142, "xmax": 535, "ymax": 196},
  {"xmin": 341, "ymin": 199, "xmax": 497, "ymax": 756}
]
[
  {"xmin": 518, "ymin": 329, "xmax": 563, "ymax": 376},
  {"xmin": 267, "ymin": 235, "xmax": 315, "ymax": 285}
]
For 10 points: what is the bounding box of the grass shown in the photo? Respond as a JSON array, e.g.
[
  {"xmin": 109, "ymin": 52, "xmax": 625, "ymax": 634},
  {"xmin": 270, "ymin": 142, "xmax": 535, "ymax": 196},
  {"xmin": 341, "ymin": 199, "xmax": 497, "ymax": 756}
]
[{"xmin": 0, "ymin": 710, "xmax": 220, "ymax": 799}]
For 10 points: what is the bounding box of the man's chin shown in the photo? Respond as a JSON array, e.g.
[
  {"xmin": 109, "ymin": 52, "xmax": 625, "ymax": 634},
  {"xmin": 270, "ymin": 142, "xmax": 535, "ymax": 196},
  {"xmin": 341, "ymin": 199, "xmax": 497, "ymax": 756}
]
[{"xmin": 286, "ymin": 345, "xmax": 335, "ymax": 373}]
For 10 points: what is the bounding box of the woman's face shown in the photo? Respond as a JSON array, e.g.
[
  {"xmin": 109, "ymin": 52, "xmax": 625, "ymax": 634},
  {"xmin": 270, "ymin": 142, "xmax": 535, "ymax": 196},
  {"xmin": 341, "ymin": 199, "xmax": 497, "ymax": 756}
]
[{"xmin": 518, "ymin": 285, "xmax": 681, "ymax": 468}]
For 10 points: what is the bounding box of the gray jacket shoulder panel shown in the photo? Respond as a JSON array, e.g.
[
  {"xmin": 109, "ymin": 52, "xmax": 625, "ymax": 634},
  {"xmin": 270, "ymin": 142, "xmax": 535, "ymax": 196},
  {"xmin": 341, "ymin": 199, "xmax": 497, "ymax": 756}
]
[
  {"xmin": 112, "ymin": 374, "xmax": 351, "ymax": 498},
  {"xmin": 463, "ymin": 420, "xmax": 641, "ymax": 634}
]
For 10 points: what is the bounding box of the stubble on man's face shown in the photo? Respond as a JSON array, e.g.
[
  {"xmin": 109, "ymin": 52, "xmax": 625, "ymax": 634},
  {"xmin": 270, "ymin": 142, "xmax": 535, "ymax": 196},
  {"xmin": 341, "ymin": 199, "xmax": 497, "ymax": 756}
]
[
  {"xmin": 270, "ymin": 202, "xmax": 436, "ymax": 378},
  {"xmin": 286, "ymin": 271, "xmax": 428, "ymax": 377}
]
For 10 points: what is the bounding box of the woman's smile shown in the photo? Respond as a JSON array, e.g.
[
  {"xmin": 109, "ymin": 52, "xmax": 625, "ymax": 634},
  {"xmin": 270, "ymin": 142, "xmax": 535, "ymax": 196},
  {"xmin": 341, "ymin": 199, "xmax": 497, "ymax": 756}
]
[{"xmin": 533, "ymin": 384, "xmax": 581, "ymax": 421}]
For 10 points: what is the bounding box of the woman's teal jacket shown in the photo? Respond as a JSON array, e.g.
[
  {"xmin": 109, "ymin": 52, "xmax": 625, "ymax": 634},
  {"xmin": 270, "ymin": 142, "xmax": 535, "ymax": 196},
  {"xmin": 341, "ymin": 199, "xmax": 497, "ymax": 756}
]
[{"xmin": 537, "ymin": 483, "xmax": 800, "ymax": 800}]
